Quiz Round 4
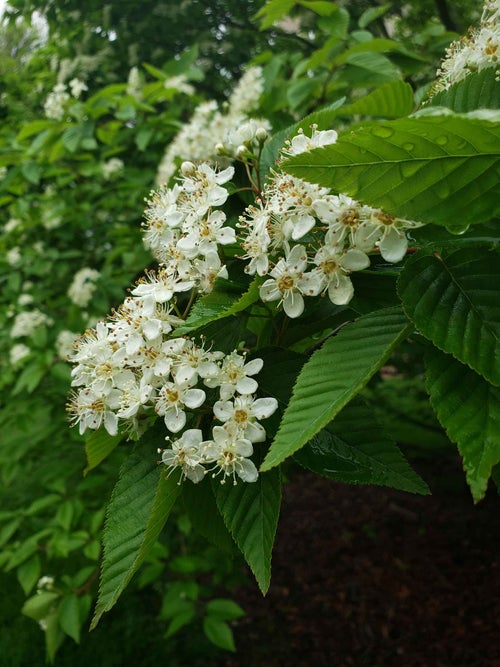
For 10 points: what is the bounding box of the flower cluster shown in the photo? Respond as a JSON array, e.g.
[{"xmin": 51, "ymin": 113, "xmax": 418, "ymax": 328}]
[
  {"xmin": 67, "ymin": 294, "xmax": 278, "ymax": 483},
  {"xmin": 68, "ymin": 268, "xmax": 101, "ymax": 307},
  {"xmin": 237, "ymin": 126, "xmax": 422, "ymax": 317},
  {"xmin": 11, "ymin": 309, "xmax": 54, "ymax": 339},
  {"xmin": 142, "ymin": 162, "xmax": 235, "ymax": 293},
  {"xmin": 434, "ymin": 0, "xmax": 500, "ymax": 92},
  {"xmin": 156, "ymin": 67, "xmax": 270, "ymax": 184},
  {"xmin": 44, "ymin": 83, "xmax": 70, "ymax": 120}
]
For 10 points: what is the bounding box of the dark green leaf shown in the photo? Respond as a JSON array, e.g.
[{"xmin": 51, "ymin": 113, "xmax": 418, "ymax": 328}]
[
  {"xmin": 341, "ymin": 80, "xmax": 414, "ymax": 119},
  {"xmin": 398, "ymin": 248, "xmax": 500, "ymax": 386},
  {"xmin": 425, "ymin": 347, "xmax": 500, "ymax": 501},
  {"xmin": 58, "ymin": 594, "xmax": 81, "ymax": 643},
  {"xmin": 182, "ymin": 479, "xmax": 236, "ymax": 553},
  {"xmin": 203, "ymin": 616, "xmax": 236, "ymax": 652},
  {"xmin": 429, "ymin": 68, "xmax": 500, "ymax": 112},
  {"xmin": 214, "ymin": 467, "xmax": 281, "ymax": 594},
  {"xmin": 91, "ymin": 426, "xmax": 181, "ymax": 629},
  {"xmin": 295, "ymin": 398, "xmax": 429, "ymax": 494}
]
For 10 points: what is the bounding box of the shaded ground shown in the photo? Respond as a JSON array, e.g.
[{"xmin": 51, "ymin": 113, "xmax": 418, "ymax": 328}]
[{"xmin": 227, "ymin": 457, "xmax": 500, "ymax": 667}]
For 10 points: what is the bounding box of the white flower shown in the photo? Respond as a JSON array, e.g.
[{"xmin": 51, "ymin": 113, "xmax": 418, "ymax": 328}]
[
  {"xmin": 155, "ymin": 378, "xmax": 206, "ymax": 433},
  {"xmin": 213, "ymin": 394, "xmax": 278, "ymax": 442},
  {"xmin": 68, "ymin": 387, "xmax": 121, "ymax": 435},
  {"xmin": 205, "ymin": 351, "xmax": 264, "ymax": 400},
  {"xmin": 102, "ymin": 157, "xmax": 124, "ymax": 180},
  {"xmin": 6, "ymin": 246, "xmax": 21, "ymax": 266},
  {"xmin": 203, "ymin": 425, "xmax": 258, "ymax": 484},
  {"xmin": 131, "ymin": 267, "xmax": 194, "ymax": 305},
  {"xmin": 259, "ymin": 244, "xmax": 322, "ymax": 318},
  {"xmin": 11, "ymin": 310, "xmax": 54, "ymax": 338},
  {"xmin": 69, "ymin": 78, "xmax": 88, "ymax": 99},
  {"xmin": 161, "ymin": 429, "xmax": 206, "ymax": 483},
  {"xmin": 67, "ymin": 268, "xmax": 100, "ymax": 307},
  {"xmin": 44, "ymin": 83, "xmax": 70, "ymax": 120},
  {"xmin": 55, "ymin": 330, "xmax": 79, "ymax": 360},
  {"xmin": 283, "ymin": 125, "xmax": 338, "ymax": 156},
  {"xmin": 10, "ymin": 343, "xmax": 30, "ymax": 365},
  {"xmin": 312, "ymin": 244, "xmax": 370, "ymax": 305}
]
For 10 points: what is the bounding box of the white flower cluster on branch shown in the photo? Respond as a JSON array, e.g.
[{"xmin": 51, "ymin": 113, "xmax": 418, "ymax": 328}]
[{"xmin": 434, "ymin": 0, "xmax": 500, "ymax": 92}]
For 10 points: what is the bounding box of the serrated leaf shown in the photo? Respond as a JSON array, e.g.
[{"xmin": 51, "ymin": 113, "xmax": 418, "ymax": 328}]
[
  {"xmin": 84, "ymin": 429, "xmax": 123, "ymax": 474},
  {"xmin": 91, "ymin": 426, "xmax": 181, "ymax": 629},
  {"xmin": 295, "ymin": 398, "xmax": 429, "ymax": 494},
  {"xmin": 203, "ymin": 616, "xmax": 236, "ymax": 652},
  {"xmin": 398, "ymin": 248, "xmax": 500, "ymax": 386},
  {"xmin": 343, "ymin": 52, "xmax": 401, "ymax": 85},
  {"xmin": 341, "ymin": 79, "xmax": 414, "ymax": 119},
  {"xmin": 214, "ymin": 467, "xmax": 281, "ymax": 594},
  {"xmin": 429, "ymin": 68, "xmax": 500, "ymax": 112},
  {"xmin": 174, "ymin": 277, "xmax": 261, "ymax": 336},
  {"xmin": 58, "ymin": 594, "xmax": 81, "ymax": 643},
  {"xmin": 284, "ymin": 112, "xmax": 500, "ymax": 229},
  {"xmin": 425, "ymin": 347, "xmax": 500, "ymax": 501},
  {"xmin": 261, "ymin": 307, "xmax": 412, "ymax": 471}
]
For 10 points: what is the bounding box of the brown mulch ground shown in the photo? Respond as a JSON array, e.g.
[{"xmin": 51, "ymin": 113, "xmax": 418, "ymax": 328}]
[{"xmin": 226, "ymin": 457, "xmax": 500, "ymax": 667}]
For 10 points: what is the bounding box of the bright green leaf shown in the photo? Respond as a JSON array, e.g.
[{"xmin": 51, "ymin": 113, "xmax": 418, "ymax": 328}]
[
  {"xmin": 22, "ymin": 591, "xmax": 60, "ymax": 621},
  {"xmin": 261, "ymin": 307, "xmax": 412, "ymax": 471},
  {"xmin": 284, "ymin": 112, "xmax": 500, "ymax": 229},
  {"xmin": 255, "ymin": 0, "xmax": 296, "ymax": 30},
  {"xmin": 425, "ymin": 347, "xmax": 500, "ymax": 501},
  {"xmin": 174, "ymin": 277, "xmax": 261, "ymax": 336},
  {"xmin": 61, "ymin": 125, "xmax": 83, "ymax": 153},
  {"xmin": 398, "ymin": 248, "xmax": 500, "ymax": 386},
  {"xmin": 214, "ymin": 467, "xmax": 281, "ymax": 594},
  {"xmin": 295, "ymin": 398, "xmax": 429, "ymax": 494},
  {"xmin": 358, "ymin": 3, "xmax": 391, "ymax": 28}
]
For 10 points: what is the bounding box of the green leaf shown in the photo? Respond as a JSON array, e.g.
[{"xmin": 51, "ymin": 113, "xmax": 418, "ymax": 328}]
[
  {"xmin": 203, "ymin": 616, "xmax": 236, "ymax": 652},
  {"xmin": 45, "ymin": 609, "xmax": 65, "ymax": 664},
  {"xmin": 58, "ymin": 594, "xmax": 81, "ymax": 643},
  {"xmin": 398, "ymin": 248, "xmax": 500, "ymax": 386},
  {"xmin": 295, "ymin": 398, "xmax": 429, "ymax": 494},
  {"xmin": 174, "ymin": 277, "xmax": 261, "ymax": 336},
  {"xmin": 61, "ymin": 125, "xmax": 83, "ymax": 153},
  {"xmin": 20, "ymin": 161, "xmax": 42, "ymax": 185},
  {"xmin": 261, "ymin": 307, "xmax": 412, "ymax": 471},
  {"xmin": 358, "ymin": 3, "xmax": 391, "ymax": 28},
  {"xmin": 298, "ymin": 1, "xmax": 338, "ymax": 16},
  {"xmin": 425, "ymin": 347, "xmax": 500, "ymax": 501},
  {"xmin": 182, "ymin": 478, "xmax": 236, "ymax": 553},
  {"xmin": 91, "ymin": 426, "xmax": 181, "ymax": 629},
  {"xmin": 284, "ymin": 112, "xmax": 500, "ymax": 229},
  {"xmin": 16, "ymin": 554, "xmax": 41, "ymax": 595},
  {"xmin": 22, "ymin": 591, "xmax": 59, "ymax": 621},
  {"xmin": 84, "ymin": 429, "xmax": 123, "ymax": 474},
  {"xmin": 342, "ymin": 52, "xmax": 401, "ymax": 85},
  {"xmin": 214, "ymin": 467, "xmax": 281, "ymax": 594},
  {"xmin": 341, "ymin": 80, "xmax": 414, "ymax": 119},
  {"xmin": 255, "ymin": 0, "xmax": 296, "ymax": 29},
  {"xmin": 206, "ymin": 598, "xmax": 245, "ymax": 621},
  {"xmin": 17, "ymin": 119, "xmax": 55, "ymax": 141},
  {"xmin": 429, "ymin": 68, "xmax": 500, "ymax": 112}
]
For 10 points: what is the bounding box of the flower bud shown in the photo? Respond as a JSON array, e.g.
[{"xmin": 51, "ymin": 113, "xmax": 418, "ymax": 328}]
[
  {"xmin": 180, "ymin": 161, "xmax": 196, "ymax": 176},
  {"xmin": 256, "ymin": 127, "xmax": 268, "ymax": 143}
]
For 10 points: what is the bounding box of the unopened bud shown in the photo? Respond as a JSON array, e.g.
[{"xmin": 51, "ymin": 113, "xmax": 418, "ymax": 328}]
[
  {"xmin": 236, "ymin": 145, "xmax": 248, "ymax": 158},
  {"xmin": 215, "ymin": 143, "xmax": 225, "ymax": 154},
  {"xmin": 180, "ymin": 161, "xmax": 196, "ymax": 176},
  {"xmin": 256, "ymin": 127, "xmax": 268, "ymax": 142}
]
